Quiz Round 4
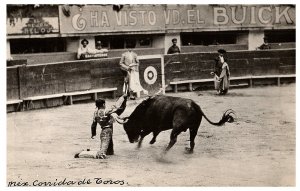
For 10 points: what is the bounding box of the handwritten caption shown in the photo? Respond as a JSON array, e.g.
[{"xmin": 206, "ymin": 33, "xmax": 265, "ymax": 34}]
[{"xmin": 8, "ymin": 178, "xmax": 127, "ymax": 187}]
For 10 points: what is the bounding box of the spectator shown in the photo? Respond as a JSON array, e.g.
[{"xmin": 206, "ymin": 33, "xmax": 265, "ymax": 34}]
[
  {"xmin": 95, "ymin": 40, "xmax": 109, "ymax": 58},
  {"xmin": 210, "ymin": 49, "xmax": 230, "ymax": 95},
  {"xmin": 96, "ymin": 40, "xmax": 103, "ymax": 50},
  {"xmin": 95, "ymin": 41, "xmax": 108, "ymax": 53},
  {"xmin": 77, "ymin": 39, "xmax": 108, "ymax": 59},
  {"xmin": 167, "ymin": 38, "xmax": 181, "ymax": 54},
  {"xmin": 77, "ymin": 39, "xmax": 90, "ymax": 59},
  {"xmin": 257, "ymin": 37, "xmax": 271, "ymax": 50}
]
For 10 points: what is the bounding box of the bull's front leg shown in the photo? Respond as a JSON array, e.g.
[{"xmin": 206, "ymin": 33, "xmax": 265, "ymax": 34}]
[
  {"xmin": 137, "ymin": 131, "xmax": 151, "ymax": 148},
  {"xmin": 149, "ymin": 131, "xmax": 160, "ymax": 144}
]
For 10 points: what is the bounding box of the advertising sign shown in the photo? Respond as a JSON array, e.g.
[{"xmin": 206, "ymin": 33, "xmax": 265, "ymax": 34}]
[
  {"xmin": 7, "ymin": 5, "xmax": 59, "ymax": 35},
  {"xmin": 59, "ymin": 4, "xmax": 295, "ymax": 34}
]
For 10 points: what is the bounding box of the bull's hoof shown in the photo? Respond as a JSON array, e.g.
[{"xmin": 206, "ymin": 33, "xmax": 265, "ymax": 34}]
[
  {"xmin": 185, "ymin": 147, "xmax": 194, "ymax": 154},
  {"xmin": 96, "ymin": 153, "xmax": 107, "ymax": 159},
  {"xmin": 149, "ymin": 139, "xmax": 156, "ymax": 144},
  {"xmin": 74, "ymin": 153, "xmax": 80, "ymax": 158}
]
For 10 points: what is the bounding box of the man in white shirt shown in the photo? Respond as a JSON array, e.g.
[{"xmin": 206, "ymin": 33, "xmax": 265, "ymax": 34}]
[
  {"xmin": 77, "ymin": 39, "xmax": 90, "ymax": 59},
  {"xmin": 77, "ymin": 39, "xmax": 108, "ymax": 60}
]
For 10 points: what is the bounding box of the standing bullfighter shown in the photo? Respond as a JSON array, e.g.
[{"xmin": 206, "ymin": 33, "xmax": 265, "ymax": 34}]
[
  {"xmin": 119, "ymin": 42, "xmax": 140, "ymax": 100},
  {"xmin": 119, "ymin": 42, "xmax": 148, "ymax": 99},
  {"xmin": 211, "ymin": 49, "xmax": 230, "ymax": 95}
]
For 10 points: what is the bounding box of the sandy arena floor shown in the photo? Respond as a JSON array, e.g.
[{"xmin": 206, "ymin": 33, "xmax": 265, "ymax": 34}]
[{"xmin": 7, "ymin": 84, "xmax": 295, "ymax": 187}]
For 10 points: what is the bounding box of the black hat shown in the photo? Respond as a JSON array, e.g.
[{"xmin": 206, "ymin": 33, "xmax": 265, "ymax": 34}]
[
  {"xmin": 95, "ymin": 98, "xmax": 105, "ymax": 108},
  {"xmin": 217, "ymin": 49, "xmax": 227, "ymax": 54},
  {"xmin": 81, "ymin": 39, "xmax": 89, "ymax": 45},
  {"xmin": 172, "ymin": 38, "xmax": 177, "ymax": 43}
]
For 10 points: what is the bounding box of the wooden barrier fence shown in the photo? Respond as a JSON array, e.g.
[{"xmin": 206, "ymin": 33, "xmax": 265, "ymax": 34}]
[
  {"xmin": 7, "ymin": 49, "xmax": 295, "ymax": 112},
  {"xmin": 164, "ymin": 49, "xmax": 295, "ymax": 92}
]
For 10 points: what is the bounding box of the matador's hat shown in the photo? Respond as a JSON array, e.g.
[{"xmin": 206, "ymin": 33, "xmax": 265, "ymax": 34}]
[
  {"xmin": 95, "ymin": 98, "xmax": 105, "ymax": 108},
  {"xmin": 217, "ymin": 49, "xmax": 227, "ymax": 54}
]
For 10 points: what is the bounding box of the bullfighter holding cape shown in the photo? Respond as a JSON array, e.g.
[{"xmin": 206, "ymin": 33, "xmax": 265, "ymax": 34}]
[
  {"xmin": 75, "ymin": 95, "xmax": 128, "ymax": 159},
  {"xmin": 119, "ymin": 42, "xmax": 148, "ymax": 100},
  {"xmin": 211, "ymin": 49, "xmax": 230, "ymax": 95}
]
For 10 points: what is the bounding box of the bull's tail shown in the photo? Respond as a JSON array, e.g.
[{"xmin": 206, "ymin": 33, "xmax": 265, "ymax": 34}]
[{"xmin": 200, "ymin": 108, "xmax": 235, "ymax": 126}]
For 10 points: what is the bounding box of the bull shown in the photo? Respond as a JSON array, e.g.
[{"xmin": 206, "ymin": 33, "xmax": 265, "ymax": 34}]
[{"xmin": 116, "ymin": 95, "xmax": 235, "ymax": 153}]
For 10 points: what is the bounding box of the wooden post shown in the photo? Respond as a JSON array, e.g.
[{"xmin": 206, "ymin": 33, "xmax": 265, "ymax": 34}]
[
  {"xmin": 188, "ymin": 83, "xmax": 193, "ymax": 91},
  {"xmin": 160, "ymin": 55, "xmax": 166, "ymax": 95},
  {"xmin": 249, "ymin": 78, "xmax": 253, "ymax": 88},
  {"xmin": 63, "ymin": 96, "xmax": 68, "ymax": 105},
  {"xmin": 26, "ymin": 100, "xmax": 33, "ymax": 110},
  {"xmin": 173, "ymin": 84, "xmax": 178, "ymax": 93},
  {"xmin": 44, "ymin": 99, "xmax": 48, "ymax": 108},
  {"xmin": 69, "ymin": 96, "xmax": 73, "ymax": 105},
  {"xmin": 17, "ymin": 102, "xmax": 23, "ymax": 112},
  {"xmin": 93, "ymin": 92, "xmax": 97, "ymax": 101}
]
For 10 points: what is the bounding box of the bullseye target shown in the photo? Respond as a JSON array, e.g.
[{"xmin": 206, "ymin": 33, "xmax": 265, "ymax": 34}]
[{"xmin": 143, "ymin": 66, "xmax": 158, "ymax": 85}]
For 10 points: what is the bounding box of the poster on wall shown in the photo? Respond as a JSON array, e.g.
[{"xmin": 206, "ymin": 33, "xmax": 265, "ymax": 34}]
[{"xmin": 7, "ymin": 5, "xmax": 59, "ymax": 35}]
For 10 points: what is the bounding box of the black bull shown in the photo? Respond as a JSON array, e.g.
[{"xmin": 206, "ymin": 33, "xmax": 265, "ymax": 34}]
[{"xmin": 116, "ymin": 95, "xmax": 235, "ymax": 153}]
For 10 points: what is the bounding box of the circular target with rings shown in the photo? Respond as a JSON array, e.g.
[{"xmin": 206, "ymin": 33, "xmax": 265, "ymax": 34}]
[{"xmin": 143, "ymin": 66, "xmax": 158, "ymax": 85}]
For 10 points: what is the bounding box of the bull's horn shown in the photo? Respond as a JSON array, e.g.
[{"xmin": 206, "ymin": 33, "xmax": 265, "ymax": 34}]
[{"xmin": 115, "ymin": 116, "xmax": 129, "ymax": 124}]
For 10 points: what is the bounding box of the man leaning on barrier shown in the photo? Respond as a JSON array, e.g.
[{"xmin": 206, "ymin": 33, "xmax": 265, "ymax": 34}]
[{"xmin": 77, "ymin": 39, "xmax": 108, "ymax": 60}]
